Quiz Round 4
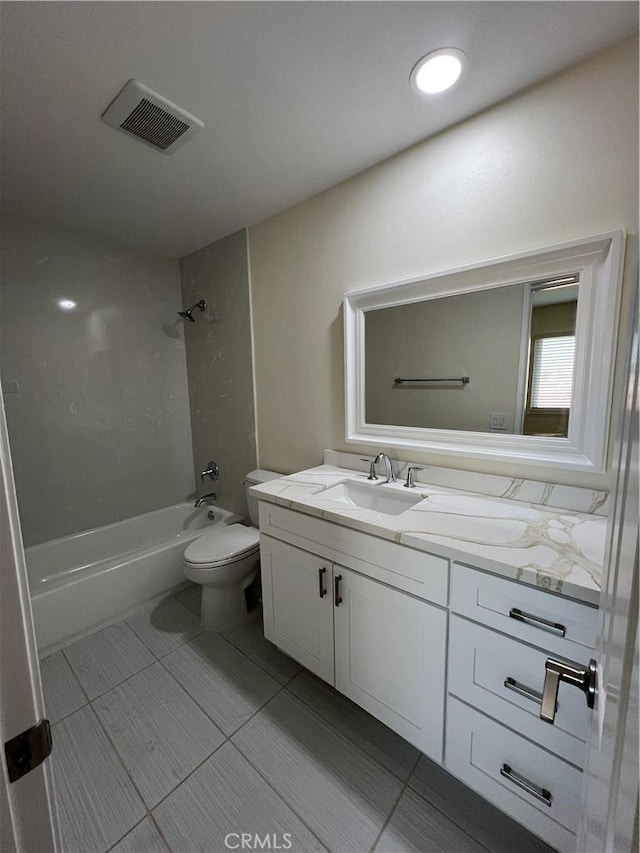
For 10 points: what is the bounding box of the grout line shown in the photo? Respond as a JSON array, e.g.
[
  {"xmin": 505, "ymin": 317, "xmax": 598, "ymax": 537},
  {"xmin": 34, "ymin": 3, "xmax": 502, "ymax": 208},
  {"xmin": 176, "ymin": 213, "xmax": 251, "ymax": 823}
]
[
  {"xmin": 368, "ymin": 752, "xmax": 422, "ymax": 853},
  {"xmin": 282, "ymin": 676, "xmax": 419, "ymax": 784},
  {"xmin": 217, "ymin": 620, "xmax": 303, "ymax": 686},
  {"xmin": 226, "ymin": 734, "xmax": 328, "ymax": 852},
  {"xmin": 104, "ymin": 815, "xmax": 148, "ymax": 853},
  {"xmin": 157, "ymin": 642, "xmax": 292, "ymax": 739},
  {"xmin": 148, "ymin": 812, "xmax": 174, "ymax": 853}
]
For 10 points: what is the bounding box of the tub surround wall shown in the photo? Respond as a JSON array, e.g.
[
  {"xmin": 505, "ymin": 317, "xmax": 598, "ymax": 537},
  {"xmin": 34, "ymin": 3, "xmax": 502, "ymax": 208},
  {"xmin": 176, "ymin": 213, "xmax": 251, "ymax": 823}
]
[
  {"xmin": 0, "ymin": 218, "xmax": 195, "ymax": 546},
  {"xmin": 248, "ymin": 36, "xmax": 639, "ymax": 489},
  {"xmin": 180, "ymin": 229, "xmax": 257, "ymax": 519}
]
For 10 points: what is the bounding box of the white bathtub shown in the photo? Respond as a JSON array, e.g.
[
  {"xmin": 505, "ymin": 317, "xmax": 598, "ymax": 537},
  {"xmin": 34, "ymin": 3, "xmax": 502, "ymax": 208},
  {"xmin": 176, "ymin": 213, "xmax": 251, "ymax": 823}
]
[{"xmin": 27, "ymin": 502, "xmax": 241, "ymax": 656}]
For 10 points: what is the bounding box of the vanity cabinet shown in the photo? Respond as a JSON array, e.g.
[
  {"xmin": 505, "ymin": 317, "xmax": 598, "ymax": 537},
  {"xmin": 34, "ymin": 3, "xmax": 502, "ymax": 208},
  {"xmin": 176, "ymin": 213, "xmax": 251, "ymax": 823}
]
[
  {"xmin": 260, "ymin": 533, "xmax": 447, "ymax": 761},
  {"xmin": 258, "ymin": 499, "xmax": 599, "ymax": 852},
  {"xmin": 446, "ymin": 562, "xmax": 598, "ymax": 852}
]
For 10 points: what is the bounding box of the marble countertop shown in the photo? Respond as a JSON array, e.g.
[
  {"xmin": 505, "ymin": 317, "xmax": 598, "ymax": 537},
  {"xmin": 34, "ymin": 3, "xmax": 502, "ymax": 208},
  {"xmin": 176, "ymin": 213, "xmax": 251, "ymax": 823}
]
[{"xmin": 251, "ymin": 465, "xmax": 606, "ymax": 605}]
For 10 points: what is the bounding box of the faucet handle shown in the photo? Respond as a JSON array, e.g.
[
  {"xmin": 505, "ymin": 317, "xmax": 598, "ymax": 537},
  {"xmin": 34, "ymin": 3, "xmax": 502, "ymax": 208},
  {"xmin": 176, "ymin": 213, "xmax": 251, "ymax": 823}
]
[
  {"xmin": 360, "ymin": 458, "xmax": 378, "ymax": 480},
  {"xmin": 201, "ymin": 461, "xmax": 220, "ymax": 483},
  {"xmin": 404, "ymin": 467, "xmax": 423, "ymax": 488}
]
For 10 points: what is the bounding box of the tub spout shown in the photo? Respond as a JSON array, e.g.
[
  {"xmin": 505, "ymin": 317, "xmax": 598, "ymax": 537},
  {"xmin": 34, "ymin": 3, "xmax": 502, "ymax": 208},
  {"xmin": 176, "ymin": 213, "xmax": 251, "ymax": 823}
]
[{"xmin": 195, "ymin": 492, "xmax": 217, "ymax": 507}]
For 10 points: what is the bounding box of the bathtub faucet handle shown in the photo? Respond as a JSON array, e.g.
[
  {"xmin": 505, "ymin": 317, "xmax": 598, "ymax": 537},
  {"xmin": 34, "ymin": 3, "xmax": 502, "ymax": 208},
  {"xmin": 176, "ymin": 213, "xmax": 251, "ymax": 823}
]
[{"xmin": 200, "ymin": 461, "xmax": 220, "ymax": 483}]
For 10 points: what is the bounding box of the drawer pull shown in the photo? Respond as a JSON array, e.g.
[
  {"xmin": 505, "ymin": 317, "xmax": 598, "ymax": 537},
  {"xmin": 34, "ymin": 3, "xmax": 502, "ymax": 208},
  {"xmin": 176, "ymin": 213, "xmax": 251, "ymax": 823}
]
[
  {"xmin": 500, "ymin": 763, "xmax": 552, "ymax": 807},
  {"xmin": 334, "ymin": 574, "xmax": 343, "ymax": 607},
  {"xmin": 509, "ymin": 607, "xmax": 566, "ymax": 637},
  {"xmin": 318, "ymin": 567, "xmax": 327, "ymax": 598},
  {"xmin": 504, "ymin": 677, "xmax": 543, "ymax": 705}
]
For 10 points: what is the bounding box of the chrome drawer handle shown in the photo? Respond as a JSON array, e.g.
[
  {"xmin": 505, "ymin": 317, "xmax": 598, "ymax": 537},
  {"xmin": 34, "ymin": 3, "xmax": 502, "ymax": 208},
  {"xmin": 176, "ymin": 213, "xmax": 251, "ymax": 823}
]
[
  {"xmin": 500, "ymin": 763, "xmax": 552, "ymax": 807},
  {"xmin": 504, "ymin": 677, "xmax": 542, "ymax": 705},
  {"xmin": 509, "ymin": 607, "xmax": 566, "ymax": 637}
]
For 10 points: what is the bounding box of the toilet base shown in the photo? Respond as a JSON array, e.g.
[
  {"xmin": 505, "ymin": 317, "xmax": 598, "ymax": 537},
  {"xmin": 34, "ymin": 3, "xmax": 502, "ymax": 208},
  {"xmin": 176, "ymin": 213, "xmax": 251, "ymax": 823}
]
[{"xmin": 200, "ymin": 569, "xmax": 258, "ymax": 632}]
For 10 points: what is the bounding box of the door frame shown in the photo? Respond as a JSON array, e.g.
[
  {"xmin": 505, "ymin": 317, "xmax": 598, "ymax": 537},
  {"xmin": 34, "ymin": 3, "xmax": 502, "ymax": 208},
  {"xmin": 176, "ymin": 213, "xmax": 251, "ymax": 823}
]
[{"xmin": 0, "ymin": 392, "xmax": 59, "ymax": 852}]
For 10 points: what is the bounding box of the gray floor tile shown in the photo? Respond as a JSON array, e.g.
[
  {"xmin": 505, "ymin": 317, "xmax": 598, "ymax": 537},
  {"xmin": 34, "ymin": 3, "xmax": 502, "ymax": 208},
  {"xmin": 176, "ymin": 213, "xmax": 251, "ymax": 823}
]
[
  {"xmin": 174, "ymin": 584, "xmax": 201, "ymax": 616},
  {"xmin": 126, "ymin": 597, "xmax": 202, "ymax": 658},
  {"xmin": 154, "ymin": 742, "xmax": 326, "ymax": 853},
  {"xmin": 64, "ymin": 622, "xmax": 156, "ymax": 700},
  {"xmin": 163, "ymin": 633, "xmax": 281, "ymax": 736},
  {"xmin": 52, "ymin": 706, "xmax": 146, "ymax": 853},
  {"xmin": 93, "ymin": 661, "xmax": 225, "ymax": 808},
  {"xmin": 110, "ymin": 817, "xmax": 170, "ymax": 853},
  {"xmin": 233, "ymin": 691, "xmax": 403, "ymax": 852},
  {"xmin": 288, "ymin": 670, "xmax": 419, "ymax": 780},
  {"xmin": 40, "ymin": 650, "xmax": 87, "ymax": 724},
  {"xmin": 409, "ymin": 755, "xmax": 555, "ymax": 853},
  {"xmin": 375, "ymin": 788, "xmax": 486, "ymax": 852},
  {"xmin": 222, "ymin": 614, "xmax": 302, "ymax": 684}
]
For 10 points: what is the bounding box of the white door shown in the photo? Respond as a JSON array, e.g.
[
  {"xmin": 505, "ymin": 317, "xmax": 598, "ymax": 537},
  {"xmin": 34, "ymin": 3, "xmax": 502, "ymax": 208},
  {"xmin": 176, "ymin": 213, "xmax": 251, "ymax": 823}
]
[
  {"xmin": 0, "ymin": 394, "xmax": 59, "ymax": 852},
  {"xmin": 333, "ymin": 566, "xmax": 447, "ymax": 762},
  {"xmin": 577, "ymin": 288, "xmax": 639, "ymax": 852},
  {"xmin": 260, "ymin": 535, "xmax": 334, "ymax": 683}
]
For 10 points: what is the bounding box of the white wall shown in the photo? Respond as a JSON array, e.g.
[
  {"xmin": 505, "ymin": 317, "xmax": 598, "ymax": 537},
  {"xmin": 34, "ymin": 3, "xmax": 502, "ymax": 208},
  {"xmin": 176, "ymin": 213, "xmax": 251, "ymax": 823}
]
[
  {"xmin": 1, "ymin": 218, "xmax": 195, "ymax": 545},
  {"xmin": 248, "ymin": 36, "xmax": 638, "ymax": 489}
]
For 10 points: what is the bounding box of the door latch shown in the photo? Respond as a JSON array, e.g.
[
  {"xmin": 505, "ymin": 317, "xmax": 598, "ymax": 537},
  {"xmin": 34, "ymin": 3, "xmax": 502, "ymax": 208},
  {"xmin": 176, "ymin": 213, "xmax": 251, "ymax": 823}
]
[
  {"xmin": 540, "ymin": 657, "xmax": 597, "ymax": 723},
  {"xmin": 4, "ymin": 719, "xmax": 52, "ymax": 783}
]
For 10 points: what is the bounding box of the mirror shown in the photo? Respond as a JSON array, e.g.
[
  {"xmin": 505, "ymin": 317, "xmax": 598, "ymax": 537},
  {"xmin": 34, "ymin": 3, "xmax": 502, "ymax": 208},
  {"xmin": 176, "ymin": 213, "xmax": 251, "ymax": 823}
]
[
  {"xmin": 364, "ymin": 277, "xmax": 579, "ymax": 438},
  {"xmin": 345, "ymin": 231, "xmax": 624, "ymax": 473}
]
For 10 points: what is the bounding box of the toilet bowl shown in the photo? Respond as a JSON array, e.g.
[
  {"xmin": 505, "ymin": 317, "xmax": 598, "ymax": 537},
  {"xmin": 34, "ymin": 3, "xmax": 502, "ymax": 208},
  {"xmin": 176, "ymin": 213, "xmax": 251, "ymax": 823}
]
[{"xmin": 183, "ymin": 469, "xmax": 281, "ymax": 631}]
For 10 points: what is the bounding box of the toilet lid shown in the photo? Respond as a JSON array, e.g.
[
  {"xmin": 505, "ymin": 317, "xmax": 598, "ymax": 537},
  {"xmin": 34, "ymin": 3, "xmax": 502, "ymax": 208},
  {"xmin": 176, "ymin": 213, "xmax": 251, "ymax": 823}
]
[{"xmin": 184, "ymin": 524, "xmax": 260, "ymax": 566}]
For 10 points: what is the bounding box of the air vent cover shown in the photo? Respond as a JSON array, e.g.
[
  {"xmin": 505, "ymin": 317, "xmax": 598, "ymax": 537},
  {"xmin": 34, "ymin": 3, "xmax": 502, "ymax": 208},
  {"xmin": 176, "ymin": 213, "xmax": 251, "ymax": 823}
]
[{"xmin": 102, "ymin": 80, "xmax": 204, "ymax": 154}]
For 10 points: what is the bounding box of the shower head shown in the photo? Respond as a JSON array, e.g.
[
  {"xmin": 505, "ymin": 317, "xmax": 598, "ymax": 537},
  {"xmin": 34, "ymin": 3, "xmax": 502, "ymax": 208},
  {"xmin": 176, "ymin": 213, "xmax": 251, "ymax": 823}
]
[{"xmin": 178, "ymin": 300, "xmax": 206, "ymax": 323}]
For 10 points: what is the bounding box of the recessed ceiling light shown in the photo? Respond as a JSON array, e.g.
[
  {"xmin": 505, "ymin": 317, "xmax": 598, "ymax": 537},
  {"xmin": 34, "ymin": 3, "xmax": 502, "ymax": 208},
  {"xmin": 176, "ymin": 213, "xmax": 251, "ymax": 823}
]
[
  {"xmin": 410, "ymin": 48, "xmax": 467, "ymax": 95},
  {"xmin": 58, "ymin": 299, "xmax": 77, "ymax": 311}
]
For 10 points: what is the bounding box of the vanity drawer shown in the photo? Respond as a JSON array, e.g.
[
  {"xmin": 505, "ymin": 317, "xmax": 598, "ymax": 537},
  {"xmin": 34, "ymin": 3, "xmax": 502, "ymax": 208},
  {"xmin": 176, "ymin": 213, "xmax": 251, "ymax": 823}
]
[
  {"xmin": 259, "ymin": 502, "xmax": 449, "ymax": 606},
  {"xmin": 451, "ymin": 562, "xmax": 598, "ymax": 659},
  {"xmin": 448, "ymin": 615, "xmax": 589, "ymax": 767},
  {"xmin": 445, "ymin": 697, "xmax": 581, "ymax": 852}
]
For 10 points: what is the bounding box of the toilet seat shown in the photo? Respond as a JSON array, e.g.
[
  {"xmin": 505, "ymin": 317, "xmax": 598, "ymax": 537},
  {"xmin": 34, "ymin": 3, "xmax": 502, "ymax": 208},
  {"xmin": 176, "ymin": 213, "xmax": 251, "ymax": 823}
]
[{"xmin": 183, "ymin": 523, "xmax": 260, "ymax": 568}]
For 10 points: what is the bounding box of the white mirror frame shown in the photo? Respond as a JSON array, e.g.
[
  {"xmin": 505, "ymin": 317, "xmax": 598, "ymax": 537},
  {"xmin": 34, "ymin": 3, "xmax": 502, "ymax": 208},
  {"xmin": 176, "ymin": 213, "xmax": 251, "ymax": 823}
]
[{"xmin": 344, "ymin": 230, "xmax": 625, "ymax": 473}]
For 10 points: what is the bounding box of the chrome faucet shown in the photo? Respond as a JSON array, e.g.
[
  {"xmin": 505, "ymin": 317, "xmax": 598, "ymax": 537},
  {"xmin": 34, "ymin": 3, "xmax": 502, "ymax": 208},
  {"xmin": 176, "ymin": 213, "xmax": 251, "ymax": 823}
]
[
  {"xmin": 195, "ymin": 492, "xmax": 217, "ymax": 507},
  {"xmin": 403, "ymin": 467, "xmax": 423, "ymax": 488},
  {"xmin": 363, "ymin": 453, "xmax": 396, "ymax": 483}
]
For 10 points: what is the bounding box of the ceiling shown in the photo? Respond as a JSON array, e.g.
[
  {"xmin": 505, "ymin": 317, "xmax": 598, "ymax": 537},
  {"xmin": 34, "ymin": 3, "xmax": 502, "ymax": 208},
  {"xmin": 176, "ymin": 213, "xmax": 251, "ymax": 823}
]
[{"xmin": 0, "ymin": 2, "xmax": 637, "ymax": 258}]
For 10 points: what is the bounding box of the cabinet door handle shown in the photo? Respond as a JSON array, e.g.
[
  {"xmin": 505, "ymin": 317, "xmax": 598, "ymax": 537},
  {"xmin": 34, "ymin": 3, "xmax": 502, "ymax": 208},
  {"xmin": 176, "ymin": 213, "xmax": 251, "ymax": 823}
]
[
  {"xmin": 318, "ymin": 567, "xmax": 327, "ymax": 598},
  {"xmin": 504, "ymin": 677, "xmax": 543, "ymax": 705},
  {"xmin": 500, "ymin": 763, "xmax": 552, "ymax": 807},
  {"xmin": 509, "ymin": 607, "xmax": 566, "ymax": 637},
  {"xmin": 334, "ymin": 574, "xmax": 343, "ymax": 607}
]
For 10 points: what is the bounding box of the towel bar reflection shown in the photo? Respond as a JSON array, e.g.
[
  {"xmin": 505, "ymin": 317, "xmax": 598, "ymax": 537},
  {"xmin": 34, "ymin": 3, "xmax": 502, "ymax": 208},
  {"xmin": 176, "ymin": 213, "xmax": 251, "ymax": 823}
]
[{"xmin": 393, "ymin": 376, "xmax": 470, "ymax": 385}]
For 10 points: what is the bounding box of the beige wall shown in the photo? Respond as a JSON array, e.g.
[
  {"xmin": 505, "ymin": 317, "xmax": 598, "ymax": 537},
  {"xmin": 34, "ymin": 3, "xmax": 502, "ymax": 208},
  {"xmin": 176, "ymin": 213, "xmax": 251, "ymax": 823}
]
[
  {"xmin": 1, "ymin": 218, "xmax": 194, "ymax": 546},
  {"xmin": 248, "ymin": 36, "xmax": 638, "ymax": 488},
  {"xmin": 180, "ymin": 230, "xmax": 257, "ymax": 518},
  {"xmin": 365, "ymin": 285, "xmax": 524, "ymax": 432}
]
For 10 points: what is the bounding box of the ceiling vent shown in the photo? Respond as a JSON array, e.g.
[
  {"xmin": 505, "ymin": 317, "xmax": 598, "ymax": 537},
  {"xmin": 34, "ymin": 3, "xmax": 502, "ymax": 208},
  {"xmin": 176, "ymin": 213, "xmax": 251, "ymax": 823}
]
[{"xmin": 102, "ymin": 80, "xmax": 204, "ymax": 154}]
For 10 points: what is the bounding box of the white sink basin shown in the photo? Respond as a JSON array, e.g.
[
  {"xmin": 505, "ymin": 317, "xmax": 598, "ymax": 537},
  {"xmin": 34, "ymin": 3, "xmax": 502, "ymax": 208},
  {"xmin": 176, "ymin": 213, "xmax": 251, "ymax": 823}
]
[{"xmin": 320, "ymin": 480, "xmax": 422, "ymax": 516}]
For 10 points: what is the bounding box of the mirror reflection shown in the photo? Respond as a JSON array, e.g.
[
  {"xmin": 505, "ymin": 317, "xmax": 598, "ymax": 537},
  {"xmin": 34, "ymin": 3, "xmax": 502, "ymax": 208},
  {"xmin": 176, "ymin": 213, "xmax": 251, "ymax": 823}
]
[{"xmin": 364, "ymin": 277, "xmax": 578, "ymax": 437}]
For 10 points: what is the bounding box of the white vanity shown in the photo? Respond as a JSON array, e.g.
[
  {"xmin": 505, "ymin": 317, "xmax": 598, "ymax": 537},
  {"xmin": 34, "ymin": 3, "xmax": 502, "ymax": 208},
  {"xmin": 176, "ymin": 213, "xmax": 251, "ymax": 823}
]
[{"xmin": 251, "ymin": 455, "xmax": 606, "ymax": 853}]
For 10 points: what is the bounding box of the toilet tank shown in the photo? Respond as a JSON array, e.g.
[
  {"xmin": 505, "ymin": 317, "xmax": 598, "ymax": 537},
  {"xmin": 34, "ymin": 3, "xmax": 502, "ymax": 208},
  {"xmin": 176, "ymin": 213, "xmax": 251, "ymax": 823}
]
[{"xmin": 244, "ymin": 469, "xmax": 282, "ymax": 526}]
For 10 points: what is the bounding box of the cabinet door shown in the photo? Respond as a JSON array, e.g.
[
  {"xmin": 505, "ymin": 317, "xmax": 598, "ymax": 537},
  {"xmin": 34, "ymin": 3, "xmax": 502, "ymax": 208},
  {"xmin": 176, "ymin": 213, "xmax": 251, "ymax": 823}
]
[
  {"xmin": 334, "ymin": 566, "xmax": 446, "ymax": 761},
  {"xmin": 260, "ymin": 535, "xmax": 334, "ymax": 684}
]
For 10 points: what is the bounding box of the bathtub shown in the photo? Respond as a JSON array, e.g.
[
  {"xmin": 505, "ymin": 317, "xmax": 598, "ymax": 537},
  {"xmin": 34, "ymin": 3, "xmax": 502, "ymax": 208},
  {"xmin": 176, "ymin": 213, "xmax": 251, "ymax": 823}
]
[{"xmin": 27, "ymin": 502, "xmax": 241, "ymax": 656}]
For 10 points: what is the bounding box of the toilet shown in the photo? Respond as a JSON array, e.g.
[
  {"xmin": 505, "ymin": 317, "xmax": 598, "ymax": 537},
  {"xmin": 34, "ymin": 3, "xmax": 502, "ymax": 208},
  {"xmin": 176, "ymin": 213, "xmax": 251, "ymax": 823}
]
[{"xmin": 183, "ymin": 469, "xmax": 281, "ymax": 631}]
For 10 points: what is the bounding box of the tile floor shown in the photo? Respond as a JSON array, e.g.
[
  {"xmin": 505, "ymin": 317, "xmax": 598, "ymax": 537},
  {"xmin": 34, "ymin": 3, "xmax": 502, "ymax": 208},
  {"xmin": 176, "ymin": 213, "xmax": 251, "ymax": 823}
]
[{"xmin": 42, "ymin": 587, "xmax": 555, "ymax": 853}]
